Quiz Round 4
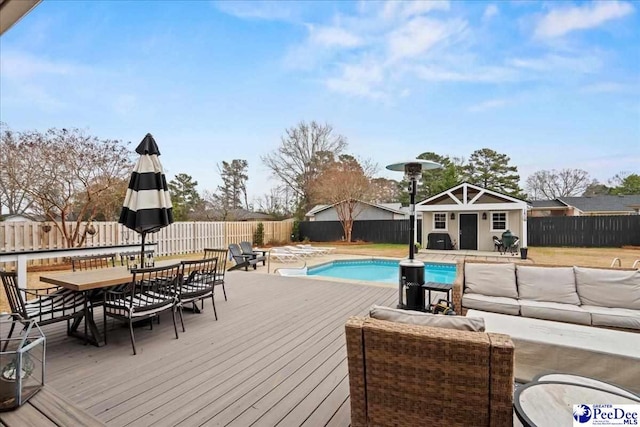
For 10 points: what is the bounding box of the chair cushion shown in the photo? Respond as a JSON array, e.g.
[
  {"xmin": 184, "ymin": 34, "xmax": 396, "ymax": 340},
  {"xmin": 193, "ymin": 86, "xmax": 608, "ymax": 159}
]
[
  {"xmin": 464, "ymin": 262, "xmax": 518, "ymax": 298},
  {"xmin": 516, "ymin": 266, "xmax": 580, "ymax": 305},
  {"xmin": 519, "ymin": 300, "xmax": 591, "ymax": 325},
  {"xmin": 369, "ymin": 305, "xmax": 485, "ymax": 332},
  {"xmin": 581, "ymin": 305, "xmax": 640, "ymax": 330},
  {"xmin": 575, "ymin": 267, "xmax": 640, "ymax": 310},
  {"xmin": 462, "ymin": 294, "xmax": 521, "ymax": 315}
]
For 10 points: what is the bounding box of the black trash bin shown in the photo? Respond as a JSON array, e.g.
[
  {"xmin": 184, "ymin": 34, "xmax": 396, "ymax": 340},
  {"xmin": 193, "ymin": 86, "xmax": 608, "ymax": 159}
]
[
  {"xmin": 520, "ymin": 247, "xmax": 528, "ymax": 260},
  {"xmin": 398, "ymin": 259, "xmax": 425, "ymax": 311}
]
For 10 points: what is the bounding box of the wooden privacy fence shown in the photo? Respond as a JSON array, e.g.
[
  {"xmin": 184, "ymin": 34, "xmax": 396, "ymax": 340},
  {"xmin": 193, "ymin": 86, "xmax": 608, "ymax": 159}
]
[
  {"xmin": 0, "ymin": 220, "xmax": 293, "ymax": 266},
  {"xmin": 527, "ymin": 215, "xmax": 640, "ymax": 247},
  {"xmin": 300, "ymin": 220, "xmax": 423, "ymax": 244}
]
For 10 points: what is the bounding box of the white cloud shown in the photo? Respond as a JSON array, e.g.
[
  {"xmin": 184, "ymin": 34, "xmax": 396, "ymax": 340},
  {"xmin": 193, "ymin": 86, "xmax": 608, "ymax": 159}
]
[
  {"xmin": 580, "ymin": 82, "xmax": 632, "ymax": 93},
  {"xmin": 0, "ymin": 51, "xmax": 84, "ymax": 80},
  {"xmin": 387, "ymin": 17, "xmax": 466, "ymax": 62},
  {"xmin": 400, "ymin": 0, "xmax": 450, "ymax": 18},
  {"xmin": 534, "ymin": 1, "xmax": 634, "ymax": 39},
  {"xmin": 483, "ymin": 4, "xmax": 499, "ymax": 22},
  {"xmin": 508, "ymin": 54, "xmax": 602, "ymax": 74},
  {"xmin": 414, "ymin": 65, "xmax": 517, "ymax": 83},
  {"xmin": 382, "ymin": 1, "xmax": 450, "ymax": 20},
  {"xmin": 308, "ymin": 25, "xmax": 362, "ymax": 48},
  {"xmin": 468, "ymin": 98, "xmax": 511, "ymax": 112},
  {"xmin": 214, "ymin": 0, "xmax": 298, "ymax": 22},
  {"xmin": 325, "ymin": 61, "xmax": 386, "ymax": 99}
]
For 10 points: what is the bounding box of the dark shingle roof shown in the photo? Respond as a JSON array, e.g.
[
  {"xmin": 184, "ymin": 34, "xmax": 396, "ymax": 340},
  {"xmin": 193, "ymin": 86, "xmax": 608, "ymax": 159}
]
[
  {"xmin": 530, "ymin": 199, "xmax": 567, "ymax": 208},
  {"xmin": 559, "ymin": 195, "xmax": 640, "ymax": 213}
]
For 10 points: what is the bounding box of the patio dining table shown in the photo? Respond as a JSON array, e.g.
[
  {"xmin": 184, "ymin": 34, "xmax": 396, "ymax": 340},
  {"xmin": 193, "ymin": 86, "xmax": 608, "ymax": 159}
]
[{"xmin": 39, "ymin": 260, "xmax": 182, "ymax": 347}]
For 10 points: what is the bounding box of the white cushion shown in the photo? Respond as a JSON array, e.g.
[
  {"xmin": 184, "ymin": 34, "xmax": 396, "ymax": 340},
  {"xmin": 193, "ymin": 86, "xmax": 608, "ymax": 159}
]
[
  {"xmin": 464, "ymin": 262, "xmax": 518, "ymax": 298},
  {"xmin": 516, "ymin": 266, "xmax": 580, "ymax": 305},
  {"xmin": 575, "ymin": 267, "xmax": 640, "ymax": 310},
  {"xmin": 369, "ymin": 305, "xmax": 485, "ymax": 332},
  {"xmin": 462, "ymin": 293, "xmax": 520, "ymax": 315},
  {"xmin": 582, "ymin": 305, "xmax": 640, "ymax": 330},
  {"xmin": 519, "ymin": 300, "xmax": 591, "ymax": 325}
]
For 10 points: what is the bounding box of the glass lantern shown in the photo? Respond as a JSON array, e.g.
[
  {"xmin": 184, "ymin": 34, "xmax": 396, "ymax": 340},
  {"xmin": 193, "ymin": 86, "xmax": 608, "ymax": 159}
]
[{"xmin": 0, "ymin": 318, "xmax": 45, "ymax": 411}]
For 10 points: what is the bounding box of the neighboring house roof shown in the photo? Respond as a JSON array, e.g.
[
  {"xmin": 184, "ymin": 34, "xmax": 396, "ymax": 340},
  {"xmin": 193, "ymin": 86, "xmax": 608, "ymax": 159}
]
[
  {"xmin": 559, "ymin": 195, "xmax": 640, "ymax": 213},
  {"xmin": 229, "ymin": 209, "xmax": 274, "ymax": 221},
  {"xmin": 305, "ymin": 200, "xmax": 406, "ymax": 217},
  {"xmin": 1, "ymin": 213, "xmax": 45, "ymax": 222},
  {"xmin": 529, "ymin": 199, "xmax": 568, "ymax": 209}
]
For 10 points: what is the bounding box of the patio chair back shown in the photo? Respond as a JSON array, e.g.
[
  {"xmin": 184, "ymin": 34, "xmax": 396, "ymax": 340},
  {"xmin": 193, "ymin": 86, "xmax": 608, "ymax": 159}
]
[
  {"xmin": 239, "ymin": 241, "xmax": 256, "ymax": 256},
  {"xmin": 71, "ymin": 253, "xmax": 116, "ymax": 271},
  {"xmin": 203, "ymin": 248, "xmax": 229, "ymax": 300},
  {"xmin": 0, "ymin": 271, "xmax": 28, "ymax": 318},
  {"xmin": 177, "ymin": 257, "xmax": 219, "ymax": 324},
  {"xmin": 103, "ymin": 263, "xmax": 182, "ymax": 354},
  {"xmin": 0, "ymin": 270, "xmax": 85, "ymax": 327},
  {"xmin": 228, "ymin": 244, "xmax": 246, "ymax": 264}
]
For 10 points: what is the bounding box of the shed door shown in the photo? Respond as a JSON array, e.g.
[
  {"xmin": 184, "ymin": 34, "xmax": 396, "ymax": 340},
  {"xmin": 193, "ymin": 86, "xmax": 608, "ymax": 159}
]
[{"xmin": 459, "ymin": 214, "xmax": 477, "ymax": 250}]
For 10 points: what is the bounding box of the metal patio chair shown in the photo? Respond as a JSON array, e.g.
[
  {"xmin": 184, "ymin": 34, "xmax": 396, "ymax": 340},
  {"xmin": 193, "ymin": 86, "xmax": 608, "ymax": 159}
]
[
  {"xmin": 103, "ymin": 263, "xmax": 181, "ymax": 355},
  {"xmin": 176, "ymin": 258, "xmax": 218, "ymax": 331},
  {"xmin": 204, "ymin": 248, "xmax": 229, "ymax": 300},
  {"xmin": 1, "ymin": 271, "xmax": 86, "ymax": 349}
]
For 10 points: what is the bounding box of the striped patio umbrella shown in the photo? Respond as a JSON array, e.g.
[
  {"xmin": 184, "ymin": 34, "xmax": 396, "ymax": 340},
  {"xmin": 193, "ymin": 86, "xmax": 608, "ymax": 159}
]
[{"xmin": 119, "ymin": 133, "xmax": 173, "ymax": 262}]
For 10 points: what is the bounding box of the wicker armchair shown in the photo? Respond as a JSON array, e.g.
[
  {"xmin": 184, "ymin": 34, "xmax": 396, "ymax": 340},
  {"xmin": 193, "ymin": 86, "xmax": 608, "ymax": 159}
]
[{"xmin": 345, "ymin": 316, "xmax": 514, "ymax": 427}]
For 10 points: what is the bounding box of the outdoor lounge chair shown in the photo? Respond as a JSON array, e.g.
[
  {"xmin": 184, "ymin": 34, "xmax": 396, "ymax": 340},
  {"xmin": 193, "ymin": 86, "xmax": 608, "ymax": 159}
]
[
  {"xmin": 1, "ymin": 271, "xmax": 86, "ymax": 348},
  {"xmin": 283, "ymin": 245, "xmax": 317, "ymax": 257},
  {"xmin": 228, "ymin": 243, "xmax": 262, "ymax": 271},
  {"xmin": 176, "ymin": 258, "xmax": 218, "ymax": 331},
  {"xmin": 204, "ymin": 248, "xmax": 229, "ymax": 300},
  {"xmin": 239, "ymin": 241, "xmax": 267, "ymax": 266},
  {"xmin": 103, "ymin": 263, "xmax": 181, "ymax": 355},
  {"xmin": 270, "ymin": 247, "xmax": 303, "ymax": 263},
  {"xmin": 346, "ymin": 315, "xmax": 514, "ymax": 426}
]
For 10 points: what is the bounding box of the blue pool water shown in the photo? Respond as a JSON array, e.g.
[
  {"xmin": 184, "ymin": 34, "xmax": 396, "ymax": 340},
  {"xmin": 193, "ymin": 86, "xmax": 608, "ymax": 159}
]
[{"xmin": 307, "ymin": 259, "xmax": 456, "ymax": 284}]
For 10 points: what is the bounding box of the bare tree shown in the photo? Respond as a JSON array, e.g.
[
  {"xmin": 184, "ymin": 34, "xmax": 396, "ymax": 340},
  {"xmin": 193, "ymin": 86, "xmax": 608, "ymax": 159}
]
[
  {"xmin": 369, "ymin": 178, "xmax": 400, "ymax": 203},
  {"xmin": 525, "ymin": 169, "xmax": 591, "ymax": 200},
  {"xmin": 2, "ymin": 127, "xmax": 132, "ymax": 247},
  {"xmin": 0, "ymin": 124, "xmax": 35, "ymax": 215},
  {"xmin": 261, "ymin": 121, "xmax": 347, "ymax": 217},
  {"xmin": 309, "ymin": 154, "xmax": 377, "ymax": 242},
  {"xmin": 256, "ymin": 185, "xmax": 296, "ymax": 219}
]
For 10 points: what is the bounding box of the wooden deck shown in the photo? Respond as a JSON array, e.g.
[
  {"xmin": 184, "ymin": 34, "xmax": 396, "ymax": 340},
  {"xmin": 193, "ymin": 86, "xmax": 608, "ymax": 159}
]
[{"xmin": 28, "ymin": 273, "xmax": 397, "ymax": 426}]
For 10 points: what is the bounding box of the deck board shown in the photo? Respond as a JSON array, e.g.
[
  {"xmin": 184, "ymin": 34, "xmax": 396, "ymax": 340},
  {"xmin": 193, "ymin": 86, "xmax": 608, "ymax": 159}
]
[{"xmin": 42, "ymin": 271, "xmax": 398, "ymax": 426}]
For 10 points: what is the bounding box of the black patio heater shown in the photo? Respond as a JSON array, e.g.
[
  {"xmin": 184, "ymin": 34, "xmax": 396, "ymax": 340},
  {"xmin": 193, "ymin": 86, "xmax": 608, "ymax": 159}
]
[{"xmin": 386, "ymin": 159, "xmax": 441, "ymax": 310}]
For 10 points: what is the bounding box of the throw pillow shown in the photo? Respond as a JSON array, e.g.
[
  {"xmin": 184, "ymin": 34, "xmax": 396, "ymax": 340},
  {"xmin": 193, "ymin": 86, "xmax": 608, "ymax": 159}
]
[{"xmin": 369, "ymin": 305, "xmax": 485, "ymax": 332}]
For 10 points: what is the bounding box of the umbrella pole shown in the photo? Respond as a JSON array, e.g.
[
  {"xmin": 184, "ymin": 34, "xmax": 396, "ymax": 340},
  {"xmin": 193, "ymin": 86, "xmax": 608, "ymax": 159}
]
[{"xmin": 141, "ymin": 232, "xmax": 146, "ymax": 267}]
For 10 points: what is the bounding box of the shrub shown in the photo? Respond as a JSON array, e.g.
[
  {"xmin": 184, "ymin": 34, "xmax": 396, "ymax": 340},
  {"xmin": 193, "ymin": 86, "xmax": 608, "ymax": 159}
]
[
  {"xmin": 253, "ymin": 222, "xmax": 265, "ymax": 246},
  {"xmin": 291, "ymin": 220, "xmax": 301, "ymax": 242}
]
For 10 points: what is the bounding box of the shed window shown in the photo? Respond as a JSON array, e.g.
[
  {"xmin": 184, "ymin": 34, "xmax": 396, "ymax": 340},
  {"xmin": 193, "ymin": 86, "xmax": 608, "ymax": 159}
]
[
  {"xmin": 491, "ymin": 212, "xmax": 507, "ymax": 231},
  {"xmin": 433, "ymin": 213, "xmax": 447, "ymax": 230}
]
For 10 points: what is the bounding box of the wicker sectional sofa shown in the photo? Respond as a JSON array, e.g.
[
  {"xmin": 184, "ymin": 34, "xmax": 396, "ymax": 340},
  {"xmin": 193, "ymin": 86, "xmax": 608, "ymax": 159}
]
[
  {"xmin": 345, "ymin": 313, "xmax": 514, "ymax": 427},
  {"xmin": 452, "ymin": 261, "xmax": 640, "ymax": 331}
]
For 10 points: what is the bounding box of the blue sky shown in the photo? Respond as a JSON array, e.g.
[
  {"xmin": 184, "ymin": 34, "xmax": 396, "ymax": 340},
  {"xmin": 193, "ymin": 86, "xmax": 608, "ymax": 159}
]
[{"xmin": 1, "ymin": 0, "xmax": 639, "ymax": 203}]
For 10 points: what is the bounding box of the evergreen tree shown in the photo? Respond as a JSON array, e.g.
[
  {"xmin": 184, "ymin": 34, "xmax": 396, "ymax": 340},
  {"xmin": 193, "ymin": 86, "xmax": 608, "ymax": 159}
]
[
  {"xmin": 168, "ymin": 173, "xmax": 202, "ymax": 220},
  {"xmin": 465, "ymin": 148, "xmax": 523, "ymax": 197}
]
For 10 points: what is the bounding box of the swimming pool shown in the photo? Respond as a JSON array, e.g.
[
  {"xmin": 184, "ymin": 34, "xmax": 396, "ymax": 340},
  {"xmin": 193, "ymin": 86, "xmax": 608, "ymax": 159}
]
[{"xmin": 307, "ymin": 259, "xmax": 456, "ymax": 285}]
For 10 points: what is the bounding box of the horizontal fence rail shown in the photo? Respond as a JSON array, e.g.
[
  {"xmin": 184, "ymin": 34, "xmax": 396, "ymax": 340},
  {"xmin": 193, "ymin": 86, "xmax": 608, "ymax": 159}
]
[
  {"xmin": 0, "ymin": 220, "xmax": 293, "ymax": 268},
  {"xmin": 300, "ymin": 220, "xmax": 422, "ymax": 245},
  {"xmin": 527, "ymin": 215, "xmax": 640, "ymax": 247}
]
